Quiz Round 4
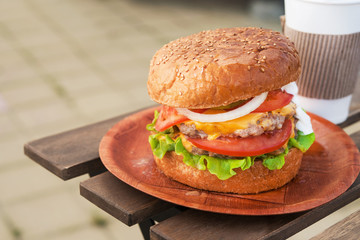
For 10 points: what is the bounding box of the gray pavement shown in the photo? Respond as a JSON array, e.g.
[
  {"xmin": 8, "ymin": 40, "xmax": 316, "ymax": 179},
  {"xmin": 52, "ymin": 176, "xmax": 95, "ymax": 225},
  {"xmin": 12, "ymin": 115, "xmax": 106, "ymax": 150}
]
[
  {"xmin": 0, "ymin": 1, "xmax": 283, "ymax": 239},
  {"xmin": 0, "ymin": 1, "xmax": 358, "ymax": 240}
]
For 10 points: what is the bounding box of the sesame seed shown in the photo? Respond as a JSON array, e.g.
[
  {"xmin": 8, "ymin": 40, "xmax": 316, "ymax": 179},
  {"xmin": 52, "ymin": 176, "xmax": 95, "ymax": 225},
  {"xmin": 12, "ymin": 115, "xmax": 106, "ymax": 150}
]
[
  {"xmin": 247, "ymin": 66, "xmax": 251, "ymax": 70},
  {"xmin": 260, "ymin": 68, "xmax": 265, "ymax": 72}
]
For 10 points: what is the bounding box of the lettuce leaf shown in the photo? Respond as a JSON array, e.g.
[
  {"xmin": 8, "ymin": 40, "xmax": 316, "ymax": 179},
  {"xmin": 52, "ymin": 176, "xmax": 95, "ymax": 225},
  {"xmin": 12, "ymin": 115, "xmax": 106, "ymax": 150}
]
[
  {"xmin": 288, "ymin": 131, "xmax": 315, "ymax": 152},
  {"xmin": 206, "ymin": 155, "xmax": 254, "ymax": 180},
  {"xmin": 261, "ymin": 147, "xmax": 288, "ymax": 170},
  {"xmin": 146, "ymin": 110, "xmax": 159, "ymax": 131},
  {"xmin": 149, "ymin": 133, "xmax": 255, "ymax": 180},
  {"xmin": 149, "ymin": 133, "xmax": 175, "ymax": 159},
  {"xmin": 174, "ymin": 138, "xmax": 206, "ymax": 170}
]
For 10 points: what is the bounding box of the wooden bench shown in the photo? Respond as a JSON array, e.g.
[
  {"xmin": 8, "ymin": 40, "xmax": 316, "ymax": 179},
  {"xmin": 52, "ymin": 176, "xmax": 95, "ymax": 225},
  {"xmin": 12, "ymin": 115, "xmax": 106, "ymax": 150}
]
[{"xmin": 24, "ymin": 109, "xmax": 360, "ymax": 240}]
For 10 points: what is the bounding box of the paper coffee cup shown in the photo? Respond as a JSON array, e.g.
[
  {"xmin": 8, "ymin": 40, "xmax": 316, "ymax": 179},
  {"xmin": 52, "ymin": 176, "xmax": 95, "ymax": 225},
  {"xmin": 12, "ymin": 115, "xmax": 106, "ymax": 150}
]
[{"xmin": 284, "ymin": 0, "xmax": 360, "ymax": 124}]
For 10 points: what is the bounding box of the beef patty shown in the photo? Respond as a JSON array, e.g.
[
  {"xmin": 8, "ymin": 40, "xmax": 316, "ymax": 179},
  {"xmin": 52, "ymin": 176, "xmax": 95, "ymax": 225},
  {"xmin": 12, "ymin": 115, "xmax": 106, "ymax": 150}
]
[{"xmin": 178, "ymin": 103, "xmax": 296, "ymax": 139}]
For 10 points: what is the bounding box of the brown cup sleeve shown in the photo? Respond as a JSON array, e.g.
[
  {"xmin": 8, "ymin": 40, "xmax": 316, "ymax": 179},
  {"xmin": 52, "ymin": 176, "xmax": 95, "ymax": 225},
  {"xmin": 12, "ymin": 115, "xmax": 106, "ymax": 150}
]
[{"xmin": 281, "ymin": 16, "xmax": 360, "ymax": 99}]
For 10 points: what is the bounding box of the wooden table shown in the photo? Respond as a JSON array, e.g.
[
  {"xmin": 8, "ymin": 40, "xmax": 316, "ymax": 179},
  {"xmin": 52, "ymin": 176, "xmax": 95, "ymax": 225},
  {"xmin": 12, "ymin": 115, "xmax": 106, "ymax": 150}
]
[{"xmin": 24, "ymin": 108, "xmax": 360, "ymax": 240}]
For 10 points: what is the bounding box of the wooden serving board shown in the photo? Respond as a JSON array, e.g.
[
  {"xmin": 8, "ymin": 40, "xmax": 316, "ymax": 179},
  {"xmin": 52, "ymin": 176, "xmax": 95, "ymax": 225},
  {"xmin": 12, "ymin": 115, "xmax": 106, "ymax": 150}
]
[{"xmin": 99, "ymin": 107, "xmax": 360, "ymax": 215}]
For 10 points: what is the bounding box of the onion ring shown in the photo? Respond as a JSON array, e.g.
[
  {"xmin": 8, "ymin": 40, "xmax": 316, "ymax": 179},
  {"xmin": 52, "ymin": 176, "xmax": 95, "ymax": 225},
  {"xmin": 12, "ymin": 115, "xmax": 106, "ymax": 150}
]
[
  {"xmin": 176, "ymin": 92, "xmax": 268, "ymax": 122},
  {"xmin": 281, "ymin": 82, "xmax": 314, "ymax": 134},
  {"xmin": 281, "ymin": 82, "xmax": 298, "ymax": 95},
  {"xmin": 295, "ymin": 106, "xmax": 313, "ymax": 134}
]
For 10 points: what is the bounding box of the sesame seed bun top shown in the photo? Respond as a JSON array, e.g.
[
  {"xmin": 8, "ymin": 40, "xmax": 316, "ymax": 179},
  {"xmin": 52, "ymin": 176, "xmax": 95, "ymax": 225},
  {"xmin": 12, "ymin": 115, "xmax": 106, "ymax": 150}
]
[{"xmin": 147, "ymin": 27, "xmax": 301, "ymax": 109}]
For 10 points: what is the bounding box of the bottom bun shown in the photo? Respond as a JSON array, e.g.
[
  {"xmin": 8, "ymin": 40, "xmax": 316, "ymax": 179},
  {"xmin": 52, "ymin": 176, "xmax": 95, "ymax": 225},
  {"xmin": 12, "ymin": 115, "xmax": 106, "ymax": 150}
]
[{"xmin": 154, "ymin": 148, "xmax": 303, "ymax": 194}]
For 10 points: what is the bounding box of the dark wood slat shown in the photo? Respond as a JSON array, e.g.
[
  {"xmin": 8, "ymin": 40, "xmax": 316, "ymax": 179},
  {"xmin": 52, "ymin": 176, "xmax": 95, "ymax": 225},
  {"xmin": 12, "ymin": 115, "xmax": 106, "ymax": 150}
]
[
  {"xmin": 150, "ymin": 210, "xmax": 303, "ymax": 240},
  {"xmin": 140, "ymin": 219, "xmax": 155, "ymax": 240},
  {"xmin": 150, "ymin": 130, "xmax": 360, "ymax": 240},
  {"xmin": 150, "ymin": 176, "xmax": 360, "ymax": 240},
  {"xmin": 338, "ymin": 109, "xmax": 360, "ymax": 128},
  {"xmin": 263, "ymin": 175, "xmax": 360, "ymax": 240},
  {"xmin": 311, "ymin": 209, "xmax": 360, "ymax": 240},
  {"xmin": 80, "ymin": 171, "xmax": 174, "ymax": 226},
  {"xmin": 23, "ymin": 108, "xmax": 150, "ymax": 180}
]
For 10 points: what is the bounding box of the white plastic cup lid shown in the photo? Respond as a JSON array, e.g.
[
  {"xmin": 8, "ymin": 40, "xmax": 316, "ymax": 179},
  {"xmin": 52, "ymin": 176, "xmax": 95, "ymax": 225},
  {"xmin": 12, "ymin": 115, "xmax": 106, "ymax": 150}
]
[{"xmin": 285, "ymin": 0, "xmax": 360, "ymax": 34}]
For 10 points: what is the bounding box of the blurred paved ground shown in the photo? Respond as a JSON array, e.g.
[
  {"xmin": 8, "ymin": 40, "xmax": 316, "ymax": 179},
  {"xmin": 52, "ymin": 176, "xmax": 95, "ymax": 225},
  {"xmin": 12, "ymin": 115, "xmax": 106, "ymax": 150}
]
[{"xmin": 0, "ymin": 0, "xmax": 358, "ymax": 240}]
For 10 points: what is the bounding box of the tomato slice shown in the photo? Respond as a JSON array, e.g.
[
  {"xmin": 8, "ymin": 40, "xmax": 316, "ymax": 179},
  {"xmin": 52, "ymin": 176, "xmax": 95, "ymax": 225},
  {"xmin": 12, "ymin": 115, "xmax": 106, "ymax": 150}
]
[
  {"xmin": 155, "ymin": 106, "xmax": 206, "ymax": 132},
  {"xmin": 155, "ymin": 106, "xmax": 188, "ymax": 132},
  {"xmin": 185, "ymin": 118, "xmax": 293, "ymax": 157},
  {"xmin": 252, "ymin": 89, "xmax": 293, "ymax": 113}
]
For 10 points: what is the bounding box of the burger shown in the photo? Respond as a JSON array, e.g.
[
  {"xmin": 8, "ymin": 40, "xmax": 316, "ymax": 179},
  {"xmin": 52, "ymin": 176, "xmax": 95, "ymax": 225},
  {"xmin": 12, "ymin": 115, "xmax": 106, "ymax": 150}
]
[{"xmin": 146, "ymin": 27, "xmax": 315, "ymax": 194}]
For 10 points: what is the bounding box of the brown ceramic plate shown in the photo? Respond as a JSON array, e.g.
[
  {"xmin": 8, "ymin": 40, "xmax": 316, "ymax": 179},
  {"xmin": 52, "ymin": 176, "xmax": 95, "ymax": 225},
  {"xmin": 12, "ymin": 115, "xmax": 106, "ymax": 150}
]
[{"xmin": 99, "ymin": 106, "xmax": 360, "ymax": 215}]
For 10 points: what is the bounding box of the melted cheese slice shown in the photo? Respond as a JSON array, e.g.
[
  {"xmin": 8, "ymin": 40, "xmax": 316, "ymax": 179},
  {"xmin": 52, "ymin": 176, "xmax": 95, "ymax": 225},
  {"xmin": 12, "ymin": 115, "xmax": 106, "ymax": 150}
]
[
  {"xmin": 181, "ymin": 103, "xmax": 296, "ymax": 140},
  {"xmin": 179, "ymin": 134, "xmax": 193, "ymax": 153}
]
